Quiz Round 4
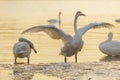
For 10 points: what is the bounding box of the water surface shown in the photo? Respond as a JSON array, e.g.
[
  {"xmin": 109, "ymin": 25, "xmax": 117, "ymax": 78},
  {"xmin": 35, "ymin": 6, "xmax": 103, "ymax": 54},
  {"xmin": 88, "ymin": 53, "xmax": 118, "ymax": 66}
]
[{"xmin": 0, "ymin": 0, "xmax": 120, "ymax": 80}]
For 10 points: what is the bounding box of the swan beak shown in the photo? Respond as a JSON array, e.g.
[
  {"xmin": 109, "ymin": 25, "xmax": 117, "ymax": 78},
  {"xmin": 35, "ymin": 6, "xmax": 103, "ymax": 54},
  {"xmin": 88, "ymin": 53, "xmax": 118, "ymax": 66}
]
[
  {"xmin": 81, "ymin": 13, "xmax": 86, "ymax": 16},
  {"xmin": 34, "ymin": 50, "xmax": 37, "ymax": 53}
]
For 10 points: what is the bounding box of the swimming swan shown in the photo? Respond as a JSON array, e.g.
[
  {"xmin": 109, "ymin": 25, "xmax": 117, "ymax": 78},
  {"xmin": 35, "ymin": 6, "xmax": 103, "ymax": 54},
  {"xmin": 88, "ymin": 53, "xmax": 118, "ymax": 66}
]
[
  {"xmin": 115, "ymin": 19, "xmax": 120, "ymax": 23},
  {"xmin": 99, "ymin": 32, "xmax": 120, "ymax": 57},
  {"xmin": 48, "ymin": 12, "xmax": 62, "ymax": 28},
  {"xmin": 13, "ymin": 37, "xmax": 37, "ymax": 64},
  {"xmin": 22, "ymin": 11, "xmax": 114, "ymax": 63}
]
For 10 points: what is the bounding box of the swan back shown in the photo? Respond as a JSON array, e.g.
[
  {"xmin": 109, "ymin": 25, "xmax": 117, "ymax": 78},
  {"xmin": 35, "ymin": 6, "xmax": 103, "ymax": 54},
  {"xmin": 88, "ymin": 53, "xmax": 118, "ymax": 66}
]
[
  {"xmin": 48, "ymin": 19, "xmax": 58, "ymax": 24},
  {"xmin": 19, "ymin": 37, "xmax": 34, "ymax": 48},
  {"xmin": 19, "ymin": 37, "xmax": 37, "ymax": 53},
  {"xmin": 99, "ymin": 41, "xmax": 120, "ymax": 56},
  {"xmin": 13, "ymin": 41, "xmax": 31, "ymax": 58}
]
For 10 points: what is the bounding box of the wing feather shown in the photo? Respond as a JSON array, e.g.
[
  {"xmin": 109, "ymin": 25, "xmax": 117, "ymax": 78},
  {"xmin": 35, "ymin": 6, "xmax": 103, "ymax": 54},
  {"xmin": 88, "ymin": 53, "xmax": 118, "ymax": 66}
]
[
  {"xmin": 77, "ymin": 22, "xmax": 114, "ymax": 37},
  {"xmin": 21, "ymin": 25, "xmax": 72, "ymax": 43}
]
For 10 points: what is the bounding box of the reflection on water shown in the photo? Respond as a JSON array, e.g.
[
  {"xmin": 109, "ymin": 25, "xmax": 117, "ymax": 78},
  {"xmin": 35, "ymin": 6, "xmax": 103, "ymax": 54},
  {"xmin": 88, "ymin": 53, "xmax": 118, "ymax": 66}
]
[
  {"xmin": 13, "ymin": 64, "xmax": 62, "ymax": 80},
  {"xmin": 13, "ymin": 64, "xmax": 34, "ymax": 80},
  {"xmin": 32, "ymin": 74, "xmax": 62, "ymax": 80},
  {"xmin": 100, "ymin": 56, "xmax": 120, "ymax": 61},
  {"xmin": 0, "ymin": 64, "xmax": 13, "ymax": 80},
  {"xmin": 0, "ymin": 70, "xmax": 13, "ymax": 80}
]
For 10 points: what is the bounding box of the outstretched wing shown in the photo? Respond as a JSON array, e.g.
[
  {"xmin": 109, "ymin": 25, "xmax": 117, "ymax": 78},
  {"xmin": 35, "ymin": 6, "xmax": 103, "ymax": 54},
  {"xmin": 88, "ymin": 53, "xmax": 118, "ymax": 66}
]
[
  {"xmin": 77, "ymin": 22, "xmax": 114, "ymax": 37},
  {"xmin": 21, "ymin": 25, "xmax": 72, "ymax": 43}
]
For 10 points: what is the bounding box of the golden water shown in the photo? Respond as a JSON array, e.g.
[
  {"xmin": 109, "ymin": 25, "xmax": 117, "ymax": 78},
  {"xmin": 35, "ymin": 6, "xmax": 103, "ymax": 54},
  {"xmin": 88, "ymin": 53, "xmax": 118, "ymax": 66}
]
[
  {"xmin": 0, "ymin": 15, "xmax": 120, "ymax": 64},
  {"xmin": 0, "ymin": 0, "xmax": 120, "ymax": 80}
]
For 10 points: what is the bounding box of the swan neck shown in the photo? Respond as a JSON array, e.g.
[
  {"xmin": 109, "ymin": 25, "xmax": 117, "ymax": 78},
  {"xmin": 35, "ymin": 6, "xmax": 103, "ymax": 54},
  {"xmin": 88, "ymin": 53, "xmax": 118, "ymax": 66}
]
[
  {"xmin": 100, "ymin": 33, "xmax": 113, "ymax": 46},
  {"xmin": 108, "ymin": 34, "xmax": 113, "ymax": 41},
  {"xmin": 59, "ymin": 13, "xmax": 61, "ymax": 28},
  {"xmin": 74, "ymin": 15, "xmax": 78, "ymax": 34}
]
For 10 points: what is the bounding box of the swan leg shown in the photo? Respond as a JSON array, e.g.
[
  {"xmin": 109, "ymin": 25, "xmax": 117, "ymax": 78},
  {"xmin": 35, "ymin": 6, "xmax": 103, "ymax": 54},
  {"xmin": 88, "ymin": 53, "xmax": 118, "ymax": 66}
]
[
  {"xmin": 27, "ymin": 57, "xmax": 30, "ymax": 64},
  {"xmin": 65, "ymin": 56, "xmax": 67, "ymax": 63},
  {"xmin": 75, "ymin": 54, "xmax": 77, "ymax": 63}
]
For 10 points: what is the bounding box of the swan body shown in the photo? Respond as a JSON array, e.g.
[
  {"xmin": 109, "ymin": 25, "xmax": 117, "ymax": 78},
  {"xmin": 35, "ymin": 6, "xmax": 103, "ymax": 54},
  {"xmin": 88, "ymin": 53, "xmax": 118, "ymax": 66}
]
[
  {"xmin": 22, "ymin": 11, "xmax": 114, "ymax": 63},
  {"xmin": 99, "ymin": 32, "xmax": 120, "ymax": 56},
  {"xmin": 48, "ymin": 12, "xmax": 61, "ymax": 28},
  {"xmin": 115, "ymin": 19, "xmax": 120, "ymax": 23},
  {"xmin": 13, "ymin": 37, "xmax": 37, "ymax": 64}
]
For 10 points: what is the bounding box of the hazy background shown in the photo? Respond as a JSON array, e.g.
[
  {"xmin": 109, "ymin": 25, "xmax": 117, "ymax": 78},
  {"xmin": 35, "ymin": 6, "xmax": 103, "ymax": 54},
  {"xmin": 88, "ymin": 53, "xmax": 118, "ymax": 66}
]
[{"xmin": 0, "ymin": 0, "xmax": 120, "ymax": 23}]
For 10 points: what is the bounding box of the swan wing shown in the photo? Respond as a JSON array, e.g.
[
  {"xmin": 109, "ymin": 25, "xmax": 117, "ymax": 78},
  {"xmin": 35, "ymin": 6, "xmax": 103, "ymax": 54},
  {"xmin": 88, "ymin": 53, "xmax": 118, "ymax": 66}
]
[
  {"xmin": 21, "ymin": 25, "xmax": 72, "ymax": 43},
  {"xmin": 77, "ymin": 22, "xmax": 114, "ymax": 37}
]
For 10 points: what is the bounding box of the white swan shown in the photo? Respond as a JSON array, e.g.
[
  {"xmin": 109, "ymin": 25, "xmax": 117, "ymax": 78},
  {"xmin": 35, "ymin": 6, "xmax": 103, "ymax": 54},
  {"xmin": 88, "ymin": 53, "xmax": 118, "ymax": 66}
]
[
  {"xmin": 22, "ymin": 11, "xmax": 114, "ymax": 63},
  {"xmin": 13, "ymin": 37, "xmax": 37, "ymax": 64},
  {"xmin": 99, "ymin": 32, "xmax": 120, "ymax": 57},
  {"xmin": 48, "ymin": 12, "xmax": 62, "ymax": 28}
]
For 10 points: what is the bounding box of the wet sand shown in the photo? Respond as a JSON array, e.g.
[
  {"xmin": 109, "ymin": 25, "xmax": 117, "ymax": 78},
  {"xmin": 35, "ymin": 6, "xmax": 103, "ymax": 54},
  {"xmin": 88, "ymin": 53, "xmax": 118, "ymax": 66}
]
[{"xmin": 0, "ymin": 56, "xmax": 120, "ymax": 80}]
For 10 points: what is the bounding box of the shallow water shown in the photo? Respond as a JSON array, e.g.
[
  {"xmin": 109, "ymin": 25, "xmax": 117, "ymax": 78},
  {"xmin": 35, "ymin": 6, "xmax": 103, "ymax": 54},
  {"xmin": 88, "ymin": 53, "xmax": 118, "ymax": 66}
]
[
  {"xmin": 0, "ymin": 0, "xmax": 120, "ymax": 80},
  {"xmin": 32, "ymin": 74, "xmax": 62, "ymax": 80},
  {"xmin": 0, "ymin": 20, "xmax": 119, "ymax": 64}
]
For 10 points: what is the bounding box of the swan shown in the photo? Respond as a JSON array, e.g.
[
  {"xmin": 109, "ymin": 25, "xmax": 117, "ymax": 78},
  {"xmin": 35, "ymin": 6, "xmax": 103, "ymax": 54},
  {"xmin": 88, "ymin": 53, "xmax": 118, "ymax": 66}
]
[
  {"xmin": 48, "ymin": 12, "xmax": 62, "ymax": 28},
  {"xmin": 115, "ymin": 19, "xmax": 120, "ymax": 23},
  {"xmin": 99, "ymin": 32, "xmax": 120, "ymax": 57},
  {"xmin": 21, "ymin": 11, "xmax": 114, "ymax": 63},
  {"xmin": 13, "ymin": 37, "xmax": 37, "ymax": 64}
]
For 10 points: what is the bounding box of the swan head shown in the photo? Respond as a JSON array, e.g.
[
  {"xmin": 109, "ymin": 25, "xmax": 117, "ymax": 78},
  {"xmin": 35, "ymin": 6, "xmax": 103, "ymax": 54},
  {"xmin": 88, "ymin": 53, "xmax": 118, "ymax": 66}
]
[{"xmin": 76, "ymin": 11, "xmax": 86, "ymax": 17}]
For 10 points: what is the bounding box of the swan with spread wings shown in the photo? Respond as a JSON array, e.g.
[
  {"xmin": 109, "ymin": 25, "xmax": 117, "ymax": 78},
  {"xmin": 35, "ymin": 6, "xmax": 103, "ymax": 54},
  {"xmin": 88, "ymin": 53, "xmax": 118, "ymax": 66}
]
[{"xmin": 22, "ymin": 11, "xmax": 114, "ymax": 63}]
